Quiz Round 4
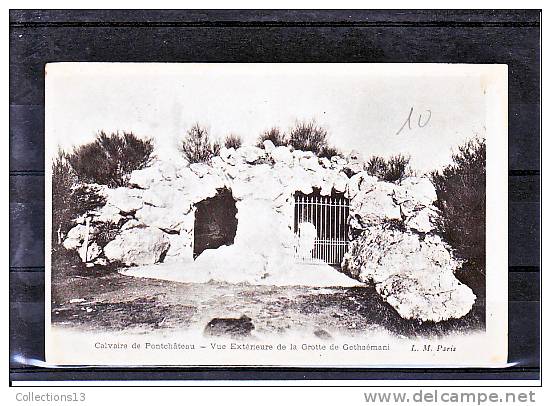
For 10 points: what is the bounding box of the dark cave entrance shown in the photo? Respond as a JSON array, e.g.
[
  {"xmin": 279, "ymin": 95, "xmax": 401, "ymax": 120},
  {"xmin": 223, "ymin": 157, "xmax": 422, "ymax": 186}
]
[{"xmin": 193, "ymin": 188, "xmax": 238, "ymax": 259}]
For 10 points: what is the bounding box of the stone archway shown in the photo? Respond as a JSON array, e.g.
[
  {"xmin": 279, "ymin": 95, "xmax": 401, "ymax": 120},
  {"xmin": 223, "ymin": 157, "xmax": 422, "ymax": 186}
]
[{"xmin": 193, "ymin": 188, "xmax": 238, "ymax": 258}]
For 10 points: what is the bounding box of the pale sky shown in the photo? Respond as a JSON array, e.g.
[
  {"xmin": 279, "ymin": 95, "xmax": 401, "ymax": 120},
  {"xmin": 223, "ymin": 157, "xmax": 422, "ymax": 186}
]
[{"xmin": 45, "ymin": 63, "xmax": 490, "ymax": 173}]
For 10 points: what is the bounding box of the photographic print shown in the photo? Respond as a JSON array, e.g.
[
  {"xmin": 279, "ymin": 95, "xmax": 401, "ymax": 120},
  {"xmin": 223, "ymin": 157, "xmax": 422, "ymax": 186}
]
[{"xmin": 45, "ymin": 63, "xmax": 508, "ymax": 366}]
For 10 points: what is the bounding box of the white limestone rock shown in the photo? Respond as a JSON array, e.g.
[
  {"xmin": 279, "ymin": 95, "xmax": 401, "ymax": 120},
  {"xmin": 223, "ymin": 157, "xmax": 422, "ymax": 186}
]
[
  {"xmin": 141, "ymin": 184, "xmax": 182, "ymax": 208},
  {"xmin": 262, "ymin": 140, "xmax": 276, "ymax": 152},
  {"xmin": 65, "ymin": 224, "xmax": 87, "ymax": 241},
  {"xmin": 405, "ymin": 206, "xmax": 438, "ymax": 233},
  {"xmin": 164, "ymin": 232, "xmax": 194, "ymax": 262},
  {"xmin": 291, "ymin": 166, "xmax": 314, "ymax": 195},
  {"xmin": 333, "ymin": 171, "xmax": 349, "ymax": 193},
  {"xmin": 135, "ymin": 205, "xmax": 192, "ymax": 232},
  {"xmin": 341, "ymin": 226, "xmax": 474, "ymax": 322},
  {"xmin": 300, "ymin": 156, "xmax": 321, "ymax": 172},
  {"xmin": 271, "ymin": 146, "xmax": 293, "ymax": 166},
  {"xmin": 106, "ymin": 187, "xmax": 144, "ymax": 213},
  {"xmin": 395, "ymin": 177, "xmax": 438, "ymax": 207},
  {"xmin": 219, "ymin": 147, "xmax": 237, "ymax": 166},
  {"xmin": 239, "ymin": 145, "xmax": 265, "ymax": 164},
  {"xmin": 189, "ymin": 162, "xmax": 212, "ymax": 178},
  {"xmin": 319, "ymin": 157, "xmax": 331, "ymax": 169},
  {"xmin": 346, "ymin": 171, "xmax": 378, "ymax": 200},
  {"xmin": 62, "ymin": 236, "xmax": 82, "ymax": 250},
  {"xmin": 349, "ymin": 182, "xmax": 401, "ymax": 227},
  {"xmin": 120, "ymin": 219, "xmax": 143, "ymax": 231},
  {"xmin": 344, "ymin": 150, "xmax": 364, "ymax": 175},
  {"xmin": 103, "ymin": 227, "xmax": 170, "ymax": 266},
  {"xmin": 78, "ymin": 242, "xmax": 102, "ymax": 263},
  {"xmin": 94, "ymin": 203, "xmax": 124, "ymax": 224},
  {"xmin": 129, "ymin": 161, "xmax": 178, "ymax": 189},
  {"xmin": 376, "ymin": 272, "xmax": 476, "ymax": 322}
]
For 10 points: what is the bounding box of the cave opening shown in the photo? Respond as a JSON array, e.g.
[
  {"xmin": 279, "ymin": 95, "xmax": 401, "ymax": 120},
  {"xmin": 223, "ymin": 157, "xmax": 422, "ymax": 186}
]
[{"xmin": 193, "ymin": 188, "xmax": 238, "ymax": 259}]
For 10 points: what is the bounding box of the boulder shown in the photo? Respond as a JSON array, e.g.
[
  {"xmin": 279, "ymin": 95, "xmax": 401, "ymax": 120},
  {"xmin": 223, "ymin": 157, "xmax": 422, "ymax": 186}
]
[
  {"xmin": 344, "ymin": 150, "xmax": 364, "ymax": 175},
  {"xmin": 174, "ymin": 166, "xmax": 198, "ymax": 184},
  {"xmin": 141, "ymin": 184, "xmax": 181, "ymax": 208},
  {"xmin": 300, "ymin": 156, "xmax": 321, "ymax": 172},
  {"xmin": 103, "ymin": 227, "xmax": 170, "ymax": 266},
  {"xmin": 349, "ymin": 182, "xmax": 401, "ymax": 227},
  {"xmin": 341, "ymin": 226, "xmax": 474, "ymax": 322},
  {"xmin": 66, "ymin": 224, "xmax": 87, "ymax": 242},
  {"xmin": 395, "ymin": 177, "xmax": 438, "ymax": 207},
  {"xmin": 239, "ymin": 146, "xmax": 265, "ymax": 164},
  {"xmin": 156, "ymin": 161, "xmax": 178, "ymax": 181},
  {"xmin": 262, "ymin": 140, "xmax": 276, "ymax": 152},
  {"xmin": 129, "ymin": 166, "xmax": 164, "ymax": 189},
  {"xmin": 319, "ymin": 157, "xmax": 331, "ymax": 169},
  {"xmin": 333, "ymin": 171, "xmax": 349, "ymax": 193},
  {"xmin": 164, "ymin": 231, "xmax": 194, "ymax": 262},
  {"xmin": 271, "ymin": 146, "xmax": 293, "ymax": 166},
  {"xmin": 121, "ymin": 219, "xmax": 144, "ymax": 231},
  {"xmin": 291, "ymin": 167, "xmax": 314, "ymax": 195},
  {"xmin": 94, "ymin": 204, "xmax": 124, "ymax": 224},
  {"xmin": 78, "ymin": 242, "xmax": 102, "ymax": 262},
  {"xmin": 219, "ymin": 147, "xmax": 237, "ymax": 166},
  {"xmin": 106, "ymin": 187, "xmax": 143, "ymax": 213},
  {"xmin": 376, "ymin": 272, "xmax": 476, "ymax": 322},
  {"xmin": 135, "ymin": 204, "xmax": 192, "ymax": 232},
  {"xmin": 346, "ymin": 171, "xmax": 378, "ymax": 200},
  {"xmin": 232, "ymin": 171, "xmax": 281, "ymax": 201},
  {"xmin": 272, "ymin": 162, "xmax": 294, "ymax": 187},
  {"xmin": 62, "ymin": 236, "xmax": 81, "ymax": 250},
  {"xmin": 404, "ymin": 206, "xmax": 437, "ymax": 233},
  {"xmin": 189, "ymin": 162, "xmax": 212, "ymax": 178},
  {"xmin": 177, "ymin": 172, "xmax": 225, "ymax": 203}
]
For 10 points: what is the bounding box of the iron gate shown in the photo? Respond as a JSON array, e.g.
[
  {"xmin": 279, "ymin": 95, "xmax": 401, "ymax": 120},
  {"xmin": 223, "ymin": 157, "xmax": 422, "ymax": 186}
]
[{"xmin": 293, "ymin": 191, "xmax": 350, "ymax": 266}]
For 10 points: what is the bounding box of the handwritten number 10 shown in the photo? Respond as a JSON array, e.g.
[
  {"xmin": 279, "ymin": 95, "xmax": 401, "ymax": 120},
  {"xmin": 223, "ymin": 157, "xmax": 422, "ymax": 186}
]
[{"xmin": 396, "ymin": 107, "xmax": 432, "ymax": 135}]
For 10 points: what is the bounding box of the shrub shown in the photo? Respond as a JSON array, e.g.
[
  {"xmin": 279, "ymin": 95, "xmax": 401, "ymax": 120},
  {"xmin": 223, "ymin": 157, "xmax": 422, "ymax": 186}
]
[
  {"xmin": 52, "ymin": 149, "xmax": 77, "ymax": 243},
  {"xmin": 431, "ymin": 138, "xmax": 486, "ymax": 274},
  {"xmin": 257, "ymin": 127, "xmax": 288, "ymax": 148},
  {"xmin": 93, "ymin": 220, "xmax": 121, "ymax": 247},
  {"xmin": 180, "ymin": 123, "xmax": 220, "ymax": 163},
  {"xmin": 68, "ymin": 131, "xmax": 154, "ymax": 187},
  {"xmin": 51, "ymin": 150, "xmax": 106, "ymax": 244},
  {"xmin": 319, "ymin": 145, "xmax": 343, "ymax": 159},
  {"xmin": 385, "ymin": 154, "xmax": 411, "ymax": 182},
  {"xmin": 223, "ymin": 133, "xmax": 243, "ymax": 149},
  {"xmin": 288, "ymin": 119, "xmax": 329, "ymax": 155},
  {"xmin": 365, "ymin": 156, "xmax": 387, "ymax": 177},
  {"xmin": 365, "ymin": 154, "xmax": 411, "ymax": 183}
]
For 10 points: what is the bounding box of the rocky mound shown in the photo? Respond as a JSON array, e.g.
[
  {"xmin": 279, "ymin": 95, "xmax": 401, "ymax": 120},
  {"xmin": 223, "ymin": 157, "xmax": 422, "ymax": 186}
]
[{"xmin": 61, "ymin": 142, "xmax": 476, "ymax": 322}]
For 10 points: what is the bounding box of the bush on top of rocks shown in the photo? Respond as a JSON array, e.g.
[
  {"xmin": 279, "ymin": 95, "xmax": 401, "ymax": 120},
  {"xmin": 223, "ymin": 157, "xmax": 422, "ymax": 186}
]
[
  {"xmin": 180, "ymin": 123, "xmax": 221, "ymax": 163},
  {"xmin": 256, "ymin": 120, "xmax": 341, "ymax": 161},
  {"xmin": 223, "ymin": 133, "xmax": 243, "ymax": 149},
  {"xmin": 365, "ymin": 154, "xmax": 411, "ymax": 183},
  {"xmin": 256, "ymin": 127, "xmax": 288, "ymax": 148},
  {"xmin": 288, "ymin": 119, "xmax": 329, "ymax": 156},
  {"xmin": 68, "ymin": 131, "xmax": 154, "ymax": 188}
]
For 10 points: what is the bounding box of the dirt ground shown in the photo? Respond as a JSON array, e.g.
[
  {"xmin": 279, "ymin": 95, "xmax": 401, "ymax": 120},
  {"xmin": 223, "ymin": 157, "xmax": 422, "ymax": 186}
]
[{"xmin": 51, "ymin": 260, "xmax": 485, "ymax": 339}]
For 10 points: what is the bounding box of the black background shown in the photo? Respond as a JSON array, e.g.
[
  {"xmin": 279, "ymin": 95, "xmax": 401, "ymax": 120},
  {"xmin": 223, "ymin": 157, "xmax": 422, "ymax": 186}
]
[{"xmin": 9, "ymin": 9, "xmax": 540, "ymax": 382}]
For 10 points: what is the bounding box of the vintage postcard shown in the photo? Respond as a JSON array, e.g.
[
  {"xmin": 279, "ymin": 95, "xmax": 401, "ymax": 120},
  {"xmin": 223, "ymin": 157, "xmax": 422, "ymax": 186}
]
[{"xmin": 45, "ymin": 63, "xmax": 508, "ymax": 367}]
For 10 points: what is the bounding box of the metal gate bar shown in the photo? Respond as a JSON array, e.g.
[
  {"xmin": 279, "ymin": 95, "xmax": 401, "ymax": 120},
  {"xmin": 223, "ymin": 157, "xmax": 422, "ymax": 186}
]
[{"xmin": 294, "ymin": 192, "xmax": 350, "ymax": 266}]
